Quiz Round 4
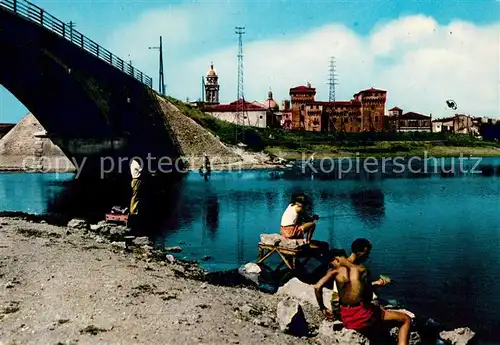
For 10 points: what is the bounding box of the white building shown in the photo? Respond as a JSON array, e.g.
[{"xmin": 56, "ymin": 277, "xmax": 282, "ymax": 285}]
[
  {"xmin": 198, "ymin": 63, "xmax": 280, "ymax": 128},
  {"xmin": 201, "ymin": 99, "xmax": 268, "ymax": 128},
  {"xmin": 432, "ymin": 114, "xmax": 479, "ymax": 134}
]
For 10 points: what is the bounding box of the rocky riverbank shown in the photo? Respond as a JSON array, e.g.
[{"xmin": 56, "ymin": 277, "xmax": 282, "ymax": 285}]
[{"xmin": 0, "ymin": 215, "xmax": 476, "ymax": 345}]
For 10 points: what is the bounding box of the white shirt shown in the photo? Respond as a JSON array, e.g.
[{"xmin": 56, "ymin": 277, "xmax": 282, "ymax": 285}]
[
  {"xmin": 130, "ymin": 158, "xmax": 142, "ymax": 179},
  {"xmin": 281, "ymin": 204, "xmax": 299, "ymax": 226}
]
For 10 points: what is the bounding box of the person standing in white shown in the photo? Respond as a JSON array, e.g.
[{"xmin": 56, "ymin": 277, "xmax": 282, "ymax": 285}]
[
  {"xmin": 129, "ymin": 157, "xmax": 143, "ymax": 215},
  {"xmin": 280, "ymin": 195, "xmax": 319, "ymax": 243}
]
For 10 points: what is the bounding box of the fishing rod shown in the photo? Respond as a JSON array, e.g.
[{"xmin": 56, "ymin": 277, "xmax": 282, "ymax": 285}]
[{"xmin": 314, "ymin": 214, "xmax": 356, "ymax": 219}]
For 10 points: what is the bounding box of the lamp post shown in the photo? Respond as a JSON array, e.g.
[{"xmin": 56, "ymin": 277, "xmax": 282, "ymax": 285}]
[
  {"xmin": 149, "ymin": 36, "xmax": 165, "ymax": 95},
  {"xmin": 66, "ymin": 21, "xmax": 75, "ymax": 41}
]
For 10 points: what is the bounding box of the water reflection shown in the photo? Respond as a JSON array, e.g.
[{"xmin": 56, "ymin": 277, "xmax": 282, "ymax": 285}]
[
  {"xmin": 46, "ymin": 178, "xmax": 130, "ymax": 222},
  {"xmin": 349, "ymin": 189, "xmax": 385, "ymax": 225},
  {"xmin": 204, "ymin": 195, "xmax": 219, "ymax": 237},
  {"xmin": 280, "ymin": 157, "xmax": 500, "ymax": 181},
  {"xmin": 0, "ymin": 173, "xmax": 74, "ymax": 214}
]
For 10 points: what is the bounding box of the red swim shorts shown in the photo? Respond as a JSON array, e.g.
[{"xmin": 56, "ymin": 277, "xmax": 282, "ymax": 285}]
[
  {"xmin": 340, "ymin": 301, "xmax": 384, "ymax": 330},
  {"xmin": 280, "ymin": 225, "xmax": 304, "ymax": 239}
]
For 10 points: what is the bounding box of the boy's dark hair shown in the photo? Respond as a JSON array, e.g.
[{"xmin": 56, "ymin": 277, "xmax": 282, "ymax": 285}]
[
  {"xmin": 351, "ymin": 238, "xmax": 372, "ymax": 253},
  {"xmin": 327, "ymin": 248, "xmax": 348, "ymax": 262},
  {"xmin": 293, "ymin": 195, "xmax": 306, "ymax": 205}
]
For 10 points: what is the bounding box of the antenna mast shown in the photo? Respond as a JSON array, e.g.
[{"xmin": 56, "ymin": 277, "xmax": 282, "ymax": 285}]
[
  {"xmin": 328, "ymin": 56, "xmax": 339, "ymax": 102},
  {"xmin": 235, "ymin": 26, "xmax": 246, "ymax": 143}
]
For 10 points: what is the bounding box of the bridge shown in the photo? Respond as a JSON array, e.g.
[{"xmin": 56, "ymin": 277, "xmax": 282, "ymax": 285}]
[{"xmin": 0, "ymin": 0, "xmax": 241, "ymax": 177}]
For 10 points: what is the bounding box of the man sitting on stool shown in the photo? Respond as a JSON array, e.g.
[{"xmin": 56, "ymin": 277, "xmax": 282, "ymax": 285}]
[{"xmin": 280, "ymin": 194, "xmax": 319, "ymax": 244}]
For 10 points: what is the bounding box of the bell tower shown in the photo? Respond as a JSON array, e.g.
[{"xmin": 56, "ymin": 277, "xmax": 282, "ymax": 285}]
[{"xmin": 205, "ymin": 63, "xmax": 220, "ymax": 105}]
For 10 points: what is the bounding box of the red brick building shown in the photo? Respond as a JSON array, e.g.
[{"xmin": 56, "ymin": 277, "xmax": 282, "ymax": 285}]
[
  {"xmin": 287, "ymin": 84, "xmax": 387, "ymax": 132},
  {"xmin": 289, "ymin": 83, "xmax": 316, "ymax": 129}
]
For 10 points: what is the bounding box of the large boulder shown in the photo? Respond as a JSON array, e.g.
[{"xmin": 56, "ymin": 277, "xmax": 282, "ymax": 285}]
[
  {"xmin": 276, "ymin": 277, "xmax": 335, "ymax": 310},
  {"xmin": 439, "ymin": 327, "xmax": 475, "ymax": 345},
  {"xmin": 276, "ymin": 297, "xmax": 309, "ymax": 336},
  {"xmin": 276, "ymin": 277, "xmax": 378, "ymax": 311}
]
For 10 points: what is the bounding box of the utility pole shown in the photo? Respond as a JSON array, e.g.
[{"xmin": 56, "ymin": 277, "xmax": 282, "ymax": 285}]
[
  {"xmin": 328, "ymin": 56, "xmax": 339, "ymax": 102},
  {"xmin": 235, "ymin": 26, "xmax": 246, "ymax": 143},
  {"xmin": 149, "ymin": 36, "xmax": 165, "ymax": 95}
]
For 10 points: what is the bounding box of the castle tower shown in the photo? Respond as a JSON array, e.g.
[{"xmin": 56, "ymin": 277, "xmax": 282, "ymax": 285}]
[
  {"xmin": 205, "ymin": 63, "xmax": 220, "ymax": 105},
  {"xmin": 353, "ymin": 88, "xmax": 387, "ymax": 132},
  {"xmin": 289, "ymin": 83, "xmax": 316, "ymax": 129}
]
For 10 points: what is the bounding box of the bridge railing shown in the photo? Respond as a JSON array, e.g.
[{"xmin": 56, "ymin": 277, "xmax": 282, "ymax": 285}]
[{"xmin": 0, "ymin": 0, "xmax": 153, "ymax": 88}]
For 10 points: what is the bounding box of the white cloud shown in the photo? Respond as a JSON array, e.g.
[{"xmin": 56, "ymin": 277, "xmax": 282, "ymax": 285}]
[{"xmin": 107, "ymin": 8, "xmax": 500, "ymax": 118}]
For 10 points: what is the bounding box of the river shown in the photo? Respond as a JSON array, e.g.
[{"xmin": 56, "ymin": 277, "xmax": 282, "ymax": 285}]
[{"xmin": 1, "ymin": 156, "xmax": 499, "ymax": 343}]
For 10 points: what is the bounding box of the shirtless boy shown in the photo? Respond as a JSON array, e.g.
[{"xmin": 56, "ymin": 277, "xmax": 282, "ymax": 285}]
[{"xmin": 314, "ymin": 238, "xmax": 411, "ymax": 345}]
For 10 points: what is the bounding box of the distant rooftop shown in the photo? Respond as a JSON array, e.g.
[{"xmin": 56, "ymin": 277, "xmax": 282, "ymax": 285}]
[
  {"xmin": 289, "ymin": 85, "xmax": 316, "ymax": 94},
  {"xmin": 398, "ymin": 112, "xmax": 431, "ymax": 120},
  {"xmin": 201, "ymin": 99, "xmax": 267, "ymax": 112}
]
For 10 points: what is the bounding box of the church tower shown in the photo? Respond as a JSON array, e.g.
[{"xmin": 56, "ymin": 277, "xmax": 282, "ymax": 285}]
[{"xmin": 205, "ymin": 63, "xmax": 220, "ymax": 105}]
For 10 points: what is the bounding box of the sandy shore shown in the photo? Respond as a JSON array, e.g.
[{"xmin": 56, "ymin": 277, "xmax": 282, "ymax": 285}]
[{"xmin": 0, "ymin": 216, "xmax": 326, "ymax": 345}]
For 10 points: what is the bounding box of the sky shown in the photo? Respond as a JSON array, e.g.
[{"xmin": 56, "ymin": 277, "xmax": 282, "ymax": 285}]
[{"xmin": 0, "ymin": 0, "xmax": 499, "ymax": 124}]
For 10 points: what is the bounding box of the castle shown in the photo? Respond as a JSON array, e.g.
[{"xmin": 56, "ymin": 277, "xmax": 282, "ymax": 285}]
[{"xmin": 281, "ymin": 83, "xmax": 387, "ymax": 132}]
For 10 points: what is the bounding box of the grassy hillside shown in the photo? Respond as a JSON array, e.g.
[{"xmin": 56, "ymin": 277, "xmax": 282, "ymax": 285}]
[{"xmin": 165, "ymin": 96, "xmax": 500, "ymax": 158}]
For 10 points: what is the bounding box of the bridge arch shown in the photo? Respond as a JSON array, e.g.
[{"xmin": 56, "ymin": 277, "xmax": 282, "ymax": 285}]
[{"xmin": 0, "ymin": 2, "xmax": 183, "ymax": 177}]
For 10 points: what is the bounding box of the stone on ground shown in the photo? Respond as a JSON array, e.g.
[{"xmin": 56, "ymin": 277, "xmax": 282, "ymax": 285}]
[
  {"xmin": 439, "ymin": 327, "xmax": 476, "ymax": 345},
  {"xmin": 238, "ymin": 262, "xmax": 261, "ymax": 285},
  {"xmin": 67, "ymin": 218, "xmax": 88, "ymax": 230},
  {"xmin": 390, "ymin": 327, "xmax": 422, "ymax": 345},
  {"xmin": 276, "ymin": 297, "xmax": 309, "ymax": 336},
  {"xmin": 133, "ymin": 236, "xmax": 151, "ymax": 246}
]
